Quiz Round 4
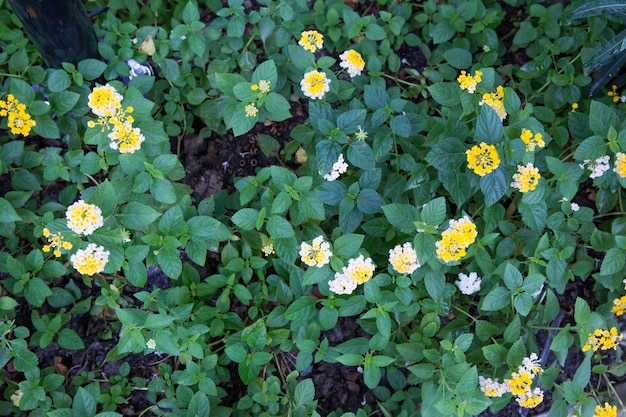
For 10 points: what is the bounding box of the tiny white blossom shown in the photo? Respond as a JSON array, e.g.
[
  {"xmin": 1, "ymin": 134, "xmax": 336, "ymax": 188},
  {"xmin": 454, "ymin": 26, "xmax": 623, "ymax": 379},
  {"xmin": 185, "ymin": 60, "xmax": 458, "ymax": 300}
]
[
  {"xmin": 146, "ymin": 339, "xmax": 156, "ymax": 349},
  {"xmin": 455, "ymin": 271, "xmax": 481, "ymax": 295},
  {"xmin": 323, "ymin": 154, "xmax": 348, "ymax": 181},
  {"xmin": 580, "ymin": 155, "xmax": 610, "ymax": 179},
  {"xmin": 328, "ymin": 272, "xmax": 358, "ymax": 295},
  {"xmin": 570, "ymin": 202, "xmax": 580, "ymax": 212}
]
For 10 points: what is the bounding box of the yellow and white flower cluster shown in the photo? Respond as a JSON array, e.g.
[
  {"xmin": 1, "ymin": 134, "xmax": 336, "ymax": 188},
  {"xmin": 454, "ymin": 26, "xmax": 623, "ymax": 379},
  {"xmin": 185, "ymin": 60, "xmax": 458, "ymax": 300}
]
[
  {"xmin": 466, "ymin": 142, "xmax": 500, "ymax": 177},
  {"xmin": 388, "ymin": 242, "xmax": 420, "ymax": 275},
  {"xmin": 520, "ymin": 128, "xmax": 545, "ymax": 152},
  {"xmin": 511, "ymin": 163, "xmax": 541, "ymax": 193},
  {"xmin": 582, "ymin": 327, "xmax": 623, "ymax": 352},
  {"xmin": 42, "ymin": 228, "xmax": 73, "ymax": 257},
  {"xmin": 66, "ymin": 200, "xmax": 104, "ymax": 236},
  {"xmin": 298, "ymin": 30, "xmax": 365, "ymax": 100},
  {"xmin": 457, "ymin": 70, "xmax": 482, "ymax": 93},
  {"xmin": 87, "ymin": 84, "xmax": 145, "ymax": 154},
  {"xmin": 328, "ymin": 255, "xmax": 376, "ymax": 295},
  {"xmin": 70, "ymin": 243, "xmax": 110, "ymax": 276},
  {"xmin": 435, "ymin": 215, "xmax": 478, "ymax": 263},
  {"xmin": 339, "ymin": 50, "xmax": 365, "ymax": 78},
  {"xmin": 300, "ymin": 235, "xmax": 332, "ymax": 268},
  {"xmin": 480, "ymin": 353, "xmax": 544, "ymax": 409},
  {"xmin": 480, "ymin": 85, "xmax": 507, "ymax": 121}
]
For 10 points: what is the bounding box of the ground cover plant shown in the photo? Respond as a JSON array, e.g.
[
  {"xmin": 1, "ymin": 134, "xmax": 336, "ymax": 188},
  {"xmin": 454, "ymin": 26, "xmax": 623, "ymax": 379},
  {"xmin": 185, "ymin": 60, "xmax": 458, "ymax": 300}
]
[{"xmin": 3, "ymin": 0, "xmax": 626, "ymax": 416}]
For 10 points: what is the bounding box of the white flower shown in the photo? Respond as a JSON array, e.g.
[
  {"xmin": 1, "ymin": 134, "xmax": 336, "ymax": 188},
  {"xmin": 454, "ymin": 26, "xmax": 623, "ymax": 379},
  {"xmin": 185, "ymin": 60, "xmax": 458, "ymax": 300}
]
[
  {"xmin": 300, "ymin": 236, "xmax": 332, "ymax": 267},
  {"xmin": 455, "ymin": 271, "xmax": 481, "ymax": 295},
  {"xmin": 580, "ymin": 155, "xmax": 610, "ymax": 179},
  {"xmin": 323, "ymin": 154, "xmax": 348, "ymax": 181},
  {"xmin": 570, "ymin": 202, "xmax": 580, "ymax": 212},
  {"xmin": 146, "ymin": 339, "xmax": 156, "ymax": 349},
  {"xmin": 328, "ymin": 272, "xmax": 358, "ymax": 295},
  {"xmin": 479, "ymin": 376, "xmax": 509, "ymax": 397},
  {"xmin": 519, "ymin": 353, "xmax": 543, "ymax": 376}
]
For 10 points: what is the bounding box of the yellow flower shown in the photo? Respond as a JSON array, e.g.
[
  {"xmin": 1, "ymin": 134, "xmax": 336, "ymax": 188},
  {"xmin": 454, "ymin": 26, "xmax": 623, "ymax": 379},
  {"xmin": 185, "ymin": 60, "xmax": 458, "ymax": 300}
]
[
  {"xmin": 245, "ymin": 103, "xmax": 259, "ymax": 118},
  {"xmin": 0, "ymin": 94, "xmax": 36, "ymax": 136},
  {"xmin": 594, "ymin": 402, "xmax": 617, "ymax": 417},
  {"xmin": 339, "ymin": 49, "xmax": 365, "ymax": 78},
  {"xmin": 66, "ymin": 200, "xmax": 104, "ymax": 236},
  {"xmin": 582, "ymin": 327, "xmax": 623, "ymax": 352},
  {"xmin": 435, "ymin": 216, "xmax": 477, "ymax": 263},
  {"xmin": 571, "ymin": 102, "xmax": 579, "ymax": 112},
  {"xmin": 298, "ymin": 30, "xmax": 323, "ymax": 53},
  {"xmin": 480, "ymin": 86, "xmax": 507, "ymax": 121},
  {"xmin": 519, "ymin": 128, "xmax": 545, "ymax": 152},
  {"xmin": 457, "ymin": 70, "xmax": 483, "ymax": 93},
  {"xmin": 466, "ymin": 142, "xmax": 500, "ymax": 176},
  {"xmin": 607, "ymin": 85, "xmax": 620, "ymax": 103},
  {"xmin": 508, "ymin": 371, "xmax": 533, "ymax": 396},
  {"xmin": 388, "ymin": 242, "xmax": 420, "ymax": 274},
  {"xmin": 301, "ymin": 70, "xmax": 331, "ymax": 100},
  {"xmin": 70, "ymin": 243, "xmax": 110, "ymax": 276},
  {"xmin": 88, "ymin": 84, "xmax": 123, "ymax": 117},
  {"xmin": 516, "ymin": 388, "xmax": 544, "ymax": 409},
  {"xmin": 107, "ymin": 122, "xmax": 146, "ymax": 154},
  {"xmin": 41, "ymin": 227, "xmax": 73, "ymax": 257},
  {"xmin": 300, "ymin": 236, "xmax": 332, "ymax": 268},
  {"xmin": 614, "ymin": 152, "xmax": 626, "ymax": 178},
  {"xmin": 612, "ymin": 295, "xmax": 626, "ymax": 316},
  {"xmin": 343, "ymin": 254, "xmax": 375, "ymax": 285},
  {"xmin": 511, "ymin": 163, "xmax": 541, "ymax": 193}
]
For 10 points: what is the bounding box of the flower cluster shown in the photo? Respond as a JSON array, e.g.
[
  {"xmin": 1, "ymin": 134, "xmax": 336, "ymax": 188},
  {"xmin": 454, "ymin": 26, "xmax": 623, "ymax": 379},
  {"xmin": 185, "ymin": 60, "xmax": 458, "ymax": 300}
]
[
  {"xmin": 455, "ymin": 271, "xmax": 481, "ymax": 295},
  {"xmin": 614, "ymin": 152, "xmax": 626, "ymax": 178},
  {"xmin": 519, "ymin": 128, "xmax": 545, "ymax": 152},
  {"xmin": 580, "ymin": 155, "xmax": 611, "ymax": 179},
  {"xmin": 42, "ymin": 228, "xmax": 73, "ymax": 257},
  {"xmin": 388, "ymin": 243, "xmax": 420, "ymax": 274},
  {"xmin": 466, "ymin": 142, "xmax": 500, "ymax": 176},
  {"xmin": 87, "ymin": 84, "xmax": 145, "ymax": 154},
  {"xmin": 146, "ymin": 339, "xmax": 157, "ymax": 349},
  {"xmin": 0, "ymin": 94, "xmax": 36, "ymax": 136},
  {"xmin": 323, "ymin": 154, "xmax": 348, "ymax": 181},
  {"xmin": 245, "ymin": 103, "xmax": 259, "ymax": 118},
  {"xmin": 66, "ymin": 200, "xmax": 104, "ymax": 236},
  {"xmin": 457, "ymin": 70, "xmax": 482, "ymax": 93},
  {"xmin": 328, "ymin": 255, "xmax": 375, "ymax": 295},
  {"xmin": 301, "ymin": 70, "xmax": 331, "ymax": 100},
  {"xmin": 252, "ymin": 80, "xmax": 271, "ymax": 94},
  {"xmin": 582, "ymin": 327, "xmax": 623, "ymax": 352},
  {"xmin": 607, "ymin": 85, "xmax": 626, "ymax": 103},
  {"xmin": 300, "ymin": 236, "xmax": 332, "ymax": 267},
  {"xmin": 435, "ymin": 215, "xmax": 478, "ymax": 263},
  {"xmin": 480, "ymin": 86, "xmax": 506, "ymax": 121},
  {"xmin": 511, "ymin": 163, "xmax": 540, "ymax": 193},
  {"xmin": 298, "ymin": 30, "xmax": 323, "ymax": 53},
  {"xmin": 70, "ymin": 243, "xmax": 110, "ymax": 276},
  {"xmin": 480, "ymin": 354, "xmax": 544, "ymax": 409},
  {"xmin": 612, "ymin": 295, "xmax": 626, "ymax": 316},
  {"xmin": 594, "ymin": 402, "xmax": 617, "ymax": 417},
  {"xmin": 339, "ymin": 50, "xmax": 365, "ymax": 78}
]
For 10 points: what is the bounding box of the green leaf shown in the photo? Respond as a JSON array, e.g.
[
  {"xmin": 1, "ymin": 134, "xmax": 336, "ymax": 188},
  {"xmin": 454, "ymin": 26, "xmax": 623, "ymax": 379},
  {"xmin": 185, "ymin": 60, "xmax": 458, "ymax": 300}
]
[
  {"xmin": 408, "ymin": 363, "xmax": 435, "ymax": 380},
  {"xmin": 187, "ymin": 392, "xmax": 210, "ymax": 417},
  {"xmin": 263, "ymin": 93, "xmax": 291, "ymax": 121},
  {"xmin": 347, "ymin": 141, "xmax": 375, "ymax": 170},
  {"xmin": 513, "ymin": 293, "xmax": 533, "ymax": 316},
  {"xmin": 382, "ymin": 203, "xmax": 420, "ymax": 234},
  {"xmin": 49, "ymin": 91, "xmax": 80, "ymax": 115},
  {"xmin": 157, "ymin": 245, "xmax": 182, "ymax": 279},
  {"xmin": 600, "ymin": 247, "xmax": 625, "ymax": 275},
  {"xmin": 0, "ymin": 198, "xmax": 21, "ymax": 222},
  {"xmin": 48, "ymin": 69, "xmax": 71, "ymax": 92},
  {"xmin": 442, "ymin": 48, "xmax": 472, "ymax": 69},
  {"xmin": 231, "ymin": 208, "xmax": 259, "ymax": 231},
  {"xmin": 421, "ymin": 197, "xmax": 446, "ymax": 226},
  {"xmin": 78, "ymin": 59, "xmax": 107, "ymax": 80},
  {"xmin": 120, "ymin": 202, "xmax": 161, "ymax": 230},
  {"xmin": 183, "ymin": 1, "xmax": 200, "ymax": 24},
  {"xmin": 475, "ymin": 105, "xmax": 503, "ymax": 144},
  {"xmin": 73, "ymin": 387, "xmax": 97, "ymax": 417},
  {"xmin": 294, "ymin": 379, "xmax": 315, "ymax": 407},
  {"xmin": 57, "ymin": 328, "xmax": 85, "ymax": 350},
  {"xmin": 481, "ymin": 287, "xmax": 510, "ymax": 311},
  {"xmin": 25, "ymin": 278, "xmax": 52, "ymax": 307},
  {"xmin": 574, "ymin": 297, "xmax": 591, "ymax": 325},
  {"xmin": 337, "ymin": 353, "xmax": 364, "ymax": 366},
  {"xmin": 267, "ymin": 215, "xmax": 294, "ymax": 238},
  {"xmin": 480, "ymin": 168, "xmax": 508, "ymax": 207},
  {"xmin": 284, "ymin": 296, "xmax": 317, "ymax": 322},
  {"xmin": 390, "ymin": 114, "xmax": 412, "ymax": 138},
  {"xmin": 365, "ymin": 23, "xmax": 386, "ymax": 40},
  {"xmin": 337, "ymin": 109, "xmax": 367, "ymax": 134},
  {"xmin": 427, "ymin": 82, "xmax": 460, "ymax": 106},
  {"xmin": 333, "ymin": 234, "xmax": 364, "ymax": 258}
]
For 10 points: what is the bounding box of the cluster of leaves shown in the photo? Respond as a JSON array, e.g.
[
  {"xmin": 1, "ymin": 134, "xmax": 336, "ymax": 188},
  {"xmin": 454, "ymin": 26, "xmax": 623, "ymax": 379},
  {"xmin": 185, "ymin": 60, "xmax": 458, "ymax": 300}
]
[{"xmin": 2, "ymin": 0, "xmax": 626, "ymax": 416}]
